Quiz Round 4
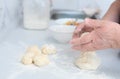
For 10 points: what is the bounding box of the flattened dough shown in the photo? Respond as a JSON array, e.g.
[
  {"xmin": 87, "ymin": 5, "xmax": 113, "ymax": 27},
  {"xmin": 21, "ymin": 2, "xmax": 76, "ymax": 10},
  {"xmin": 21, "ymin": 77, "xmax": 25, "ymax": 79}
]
[
  {"xmin": 41, "ymin": 44, "xmax": 56, "ymax": 55},
  {"xmin": 75, "ymin": 51, "xmax": 100, "ymax": 70}
]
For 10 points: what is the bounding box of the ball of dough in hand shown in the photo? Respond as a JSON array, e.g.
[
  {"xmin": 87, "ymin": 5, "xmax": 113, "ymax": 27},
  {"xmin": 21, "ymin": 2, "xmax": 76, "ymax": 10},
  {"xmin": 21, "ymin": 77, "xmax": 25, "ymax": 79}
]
[
  {"xmin": 75, "ymin": 51, "xmax": 100, "ymax": 70},
  {"xmin": 21, "ymin": 53, "xmax": 34, "ymax": 65},
  {"xmin": 81, "ymin": 32, "xmax": 89, "ymax": 38},
  {"xmin": 41, "ymin": 44, "xmax": 56, "ymax": 55},
  {"xmin": 33, "ymin": 54, "xmax": 50, "ymax": 67}
]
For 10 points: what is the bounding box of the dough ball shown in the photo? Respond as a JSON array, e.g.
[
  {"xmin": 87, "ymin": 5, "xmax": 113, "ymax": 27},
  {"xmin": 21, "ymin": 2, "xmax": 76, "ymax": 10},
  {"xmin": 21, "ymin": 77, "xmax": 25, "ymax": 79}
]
[
  {"xmin": 75, "ymin": 51, "xmax": 100, "ymax": 70},
  {"xmin": 26, "ymin": 45, "xmax": 41, "ymax": 56},
  {"xmin": 41, "ymin": 44, "xmax": 57, "ymax": 55},
  {"xmin": 21, "ymin": 53, "xmax": 34, "ymax": 65},
  {"xmin": 21, "ymin": 45, "xmax": 42, "ymax": 65},
  {"xmin": 33, "ymin": 54, "xmax": 50, "ymax": 67}
]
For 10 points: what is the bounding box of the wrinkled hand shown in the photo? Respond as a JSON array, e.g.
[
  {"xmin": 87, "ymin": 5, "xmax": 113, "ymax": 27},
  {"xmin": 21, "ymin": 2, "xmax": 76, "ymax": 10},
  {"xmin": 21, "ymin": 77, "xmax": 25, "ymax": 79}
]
[{"xmin": 70, "ymin": 18, "xmax": 120, "ymax": 51}]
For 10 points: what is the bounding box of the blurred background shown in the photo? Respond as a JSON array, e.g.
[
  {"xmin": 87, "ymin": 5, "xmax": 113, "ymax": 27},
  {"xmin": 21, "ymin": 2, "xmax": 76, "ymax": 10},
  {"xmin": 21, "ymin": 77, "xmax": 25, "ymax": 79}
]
[
  {"xmin": 51, "ymin": 0, "xmax": 114, "ymax": 18},
  {"xmin": 0, "ymin": 0, "xmax": 114, "ymax": 27}
]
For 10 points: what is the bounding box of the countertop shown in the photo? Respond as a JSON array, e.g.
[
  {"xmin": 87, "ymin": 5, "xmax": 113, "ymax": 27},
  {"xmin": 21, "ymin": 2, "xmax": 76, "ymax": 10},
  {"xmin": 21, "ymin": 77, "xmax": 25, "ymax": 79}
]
[
  {"xmin": 0, "ymin": 26, "xmax": 120, "ymax": 79},
  {"xmin": 0, "ymin": 0, "xmax": 119, "ymax": 79}
]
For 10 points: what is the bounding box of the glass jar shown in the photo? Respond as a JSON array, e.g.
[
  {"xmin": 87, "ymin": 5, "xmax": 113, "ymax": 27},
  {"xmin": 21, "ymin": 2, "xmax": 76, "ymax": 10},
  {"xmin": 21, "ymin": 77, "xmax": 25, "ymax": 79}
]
[
  {"xmin": 23, "ymin": 0, "xmax": 50, "ymax": 30},
  {"xmin": 0, "ymin": 0, "xmax": 4, "ymax": 29}
]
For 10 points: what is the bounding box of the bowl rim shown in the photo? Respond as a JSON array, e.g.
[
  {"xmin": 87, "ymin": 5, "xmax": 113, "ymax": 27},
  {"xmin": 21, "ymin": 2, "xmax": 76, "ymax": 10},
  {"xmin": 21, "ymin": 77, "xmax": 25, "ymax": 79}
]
[{"xmin": 49, "ymin": 25, "xmax": 75, "ymax": 33}]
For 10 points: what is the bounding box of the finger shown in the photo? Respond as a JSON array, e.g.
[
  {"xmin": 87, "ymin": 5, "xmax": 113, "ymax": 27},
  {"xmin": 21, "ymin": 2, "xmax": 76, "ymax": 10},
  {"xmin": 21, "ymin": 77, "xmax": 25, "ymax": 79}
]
[
  {"xmin": 72, "ymin": 33, "xmax": 79, "ymax": 39},
  {"xmin": 72, "ymin": 30, "xmax": 84, "ymax": 39},
  {"xmin": 70, "ymin": 33, "xmax": 92, "ymax": 46},
  {"xmin": 75, "ymin": 20, "xmax": 94, "ymax": 33},
  {"xmin": 82, "ymin": 26, "xmax": 94, "ymax": 32},
  {"xmin": 72, "ymin": 23, "xmax": 85, "ymax": 39},
  {"xmin": 84, "ymin": 18, "xmax": 105, "ymax": 28},
  {"xmin": 74, "ymin": 22, "xmax": 84, "ymax": 33},
  {"xmin": 72, "ymin": 42, "xmax": 96, "ymax": 51}
]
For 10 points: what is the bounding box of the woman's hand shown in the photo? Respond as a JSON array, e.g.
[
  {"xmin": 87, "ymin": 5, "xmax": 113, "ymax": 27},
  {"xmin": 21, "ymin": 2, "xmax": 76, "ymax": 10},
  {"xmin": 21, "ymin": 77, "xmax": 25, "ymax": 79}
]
[{"xmin": 70, "ymin": 18, "xmax": 120, "ymax": 51}]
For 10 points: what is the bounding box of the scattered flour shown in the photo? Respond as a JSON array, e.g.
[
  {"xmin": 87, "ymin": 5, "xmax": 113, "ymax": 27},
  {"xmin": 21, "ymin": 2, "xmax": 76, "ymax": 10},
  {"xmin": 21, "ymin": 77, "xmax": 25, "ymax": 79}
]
[
  {"xmin": 7, "ymin": 64, "xmax": 115, "ymax": 79},
  {"xmin": 7, "ymin": 43, "xmax": 115, "ymax": 79}
]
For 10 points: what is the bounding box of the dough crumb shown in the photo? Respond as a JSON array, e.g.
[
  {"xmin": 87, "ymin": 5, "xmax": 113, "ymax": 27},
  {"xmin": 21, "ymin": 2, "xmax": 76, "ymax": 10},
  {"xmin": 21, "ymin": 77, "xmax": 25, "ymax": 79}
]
[{"xmin": 41, "ymin": 44, "xmax": 57, "ymax": 55}]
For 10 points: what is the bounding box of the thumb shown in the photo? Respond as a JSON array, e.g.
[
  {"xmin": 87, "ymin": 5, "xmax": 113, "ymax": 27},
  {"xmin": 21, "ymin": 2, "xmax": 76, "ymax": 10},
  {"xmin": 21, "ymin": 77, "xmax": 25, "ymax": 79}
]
[{"xmin": 85, "ymin": 18, "xmax": 105, "ymax": 28}]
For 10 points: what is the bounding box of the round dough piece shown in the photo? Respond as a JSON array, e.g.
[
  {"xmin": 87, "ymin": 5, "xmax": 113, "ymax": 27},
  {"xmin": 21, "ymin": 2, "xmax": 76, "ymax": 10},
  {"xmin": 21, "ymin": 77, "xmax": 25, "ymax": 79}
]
[
  {"xmin": 26, "ymin": 45, "xmax": 42, "ymax": 56},
  {"xmin": 33, "ymin": 54, "xmax": 50, "ymax": 67},
  {"xmin": 21, "ymin": 53, "xmax": 34, "ymax": 65},
  {"xmin": 75, "ymin": 51, "xmax": 100, "ymax": 70},
  {"xmin": 41, "ymin": 44, "xmax": 56, "ymax": 55},
  {"xmin": 21, "ymin": 45, "xmax": 41, "ymax": 65}
]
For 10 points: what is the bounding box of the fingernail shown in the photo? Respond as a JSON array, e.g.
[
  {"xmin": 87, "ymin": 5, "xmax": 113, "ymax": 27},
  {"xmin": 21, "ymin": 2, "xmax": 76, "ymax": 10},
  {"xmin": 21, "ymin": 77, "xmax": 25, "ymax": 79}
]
[
  {"xmin": 72, "ymin": 46, "xmax": 79, "ymax": 50},
  {"xmin": 77, "ymin": 28, "xmax": 81, "ymax": 31},
  {"xmin": 85, "ymin": 18, "xmax": 93, "ymax": 23},
  {"xmin": 75, "ymin": 28, "xmax": 81, "ymax": 33},
  {"xmin": 69, "ymin": 40, "xmax": 73, "ymax": 44},
  {"xmin": 74, "ymin": 30, "xmax": 78, "ymax": 33},
  {"xmin": 70, "ymin": 40, "xmax": 75, "ymax": 44},
  {"xmin": 69, "ymin": 40, "xmax": 72, "ymax": 44},
  {"xmin": 85, "ymin": 18, "xmax": 90, "ymax": 21},
  {"xmin": 71, "ymin": 46, "xmax": 75, "ymax": 49}
]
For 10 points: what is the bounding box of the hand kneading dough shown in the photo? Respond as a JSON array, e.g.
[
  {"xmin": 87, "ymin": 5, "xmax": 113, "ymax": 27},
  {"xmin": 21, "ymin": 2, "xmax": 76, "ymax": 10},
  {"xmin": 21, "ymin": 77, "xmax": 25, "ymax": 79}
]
[
  {"xmin": 21, "ymin": 45, "xmax": 42, "ymax": 65},
  {"xmin": 33, "ymin": 54, "xmax": 50, "ymax": 67},
  {"xmin": 75, "ymin": 51, "xmax": 100, "ymax": 70},
  {"xmin": 41, "ymin": 44, "xmax": 56, "ymax": 55}
]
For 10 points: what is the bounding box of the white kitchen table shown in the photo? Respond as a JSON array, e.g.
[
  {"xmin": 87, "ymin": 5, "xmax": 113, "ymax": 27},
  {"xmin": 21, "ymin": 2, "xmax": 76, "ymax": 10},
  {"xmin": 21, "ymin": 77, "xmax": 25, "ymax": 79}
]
[{"xmin": 0, "ymin": 26, "xmax": 120, "ymax": 79}]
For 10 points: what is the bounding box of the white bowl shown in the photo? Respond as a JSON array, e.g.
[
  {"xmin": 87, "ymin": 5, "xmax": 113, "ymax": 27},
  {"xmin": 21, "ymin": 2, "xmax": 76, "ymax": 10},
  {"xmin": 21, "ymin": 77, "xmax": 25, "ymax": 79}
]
[{"xmin": 49, "ymin": 25, "xmax": 75, "ymax": 43}]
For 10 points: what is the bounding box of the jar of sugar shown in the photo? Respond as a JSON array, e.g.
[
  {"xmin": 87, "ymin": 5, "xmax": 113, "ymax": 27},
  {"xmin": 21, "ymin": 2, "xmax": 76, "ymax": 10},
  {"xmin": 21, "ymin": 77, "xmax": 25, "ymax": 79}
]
[{"xmin": 23, "ymin": 0, "xmax": 50, "ymax": 30}]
